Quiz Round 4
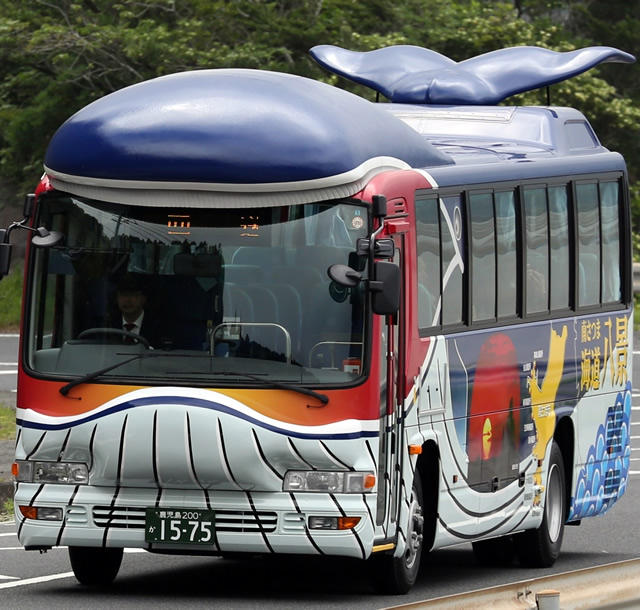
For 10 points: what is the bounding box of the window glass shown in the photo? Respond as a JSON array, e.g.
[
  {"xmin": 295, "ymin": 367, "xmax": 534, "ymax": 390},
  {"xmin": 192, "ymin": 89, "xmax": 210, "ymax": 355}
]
[
  {"xmin": 28, "ymin": 194, "xmax": 369, "ymax": 385},
  {"xmin": 524, "ymin": 188, "xmax": 549, "ymax": 314},
  {"xmin": 576, "ymin": 183, "xmax": 601, "ymax": 307},
  {"xmin": 548, "ymin": 186, "xmax": 570, "ymax": 310},
  {"xmin": 415, "ymin": 198, "xmax": 440, "ymax": 327},
  {"xmin": 495, "ymin": 191, "xmax": 517, "ymax": 318},
  {"xmin": 600, "ymin": 181, "xmax": 621, "ymax": 303},
  {"xmin": 469, "ymin": 193, "xmax": 496, "ymax": 321},
  {"xmin": 441, "ymin": 196, "xmax": 464, "ymax": 326}
]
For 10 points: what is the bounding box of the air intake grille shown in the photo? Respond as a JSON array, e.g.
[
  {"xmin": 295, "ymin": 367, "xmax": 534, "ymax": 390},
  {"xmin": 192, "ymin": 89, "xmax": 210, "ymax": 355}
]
[{"xmin": 93, "ymin": 506, "xmax": 278, "ymax": 533}]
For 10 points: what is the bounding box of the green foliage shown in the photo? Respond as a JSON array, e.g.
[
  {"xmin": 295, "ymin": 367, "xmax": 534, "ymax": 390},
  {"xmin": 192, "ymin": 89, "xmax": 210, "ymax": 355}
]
[
  {"xmin": 0, "ymin": 404, "xmax": 15, "ymax": 441},
  {"xmin": 0, "ymin": 498, "xmax": 13, "ymax": 521},
  {"xmin": 0, "ymin": 0, "xmax": 638, "ymax": 225},
  {"xmin": 0, "ymin": 263, "xmax": 23, "ymax": 330}
]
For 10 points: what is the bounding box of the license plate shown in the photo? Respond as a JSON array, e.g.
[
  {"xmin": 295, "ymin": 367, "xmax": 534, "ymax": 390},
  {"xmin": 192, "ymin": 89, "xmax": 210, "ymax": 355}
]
[{"xmin": 145, "ymin": 508, "xmax": 215, "ymax": 544}]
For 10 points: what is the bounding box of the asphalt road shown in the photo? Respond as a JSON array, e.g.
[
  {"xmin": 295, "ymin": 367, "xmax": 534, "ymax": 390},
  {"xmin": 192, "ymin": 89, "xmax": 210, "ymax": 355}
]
[
  {"xmin": 0, "ymin": 333, "xmax": 18, "ymax": 403},
  {"xmin": 0, "ymin": 337, "xmax": 638, "ymax": 608}
]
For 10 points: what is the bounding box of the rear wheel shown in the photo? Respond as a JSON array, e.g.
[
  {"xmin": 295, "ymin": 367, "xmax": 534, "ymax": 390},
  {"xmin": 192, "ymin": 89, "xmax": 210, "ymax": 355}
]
[
  {"xmin": 514, "ymin": 441, "xmax": 566, "ymax": 567},
  {"xmin": 371, "ymin": 475, "xmax": 424, "ymax": 594},
  {"xmin": 69, "ymin": 546, "xmax": 123, "ymax": 586}
]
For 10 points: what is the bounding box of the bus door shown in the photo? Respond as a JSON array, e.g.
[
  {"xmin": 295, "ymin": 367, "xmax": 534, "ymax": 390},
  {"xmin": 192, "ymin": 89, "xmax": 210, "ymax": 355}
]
[{"xmin": 376, "ymin": 230, "xmax": 407, "ymax": 538}]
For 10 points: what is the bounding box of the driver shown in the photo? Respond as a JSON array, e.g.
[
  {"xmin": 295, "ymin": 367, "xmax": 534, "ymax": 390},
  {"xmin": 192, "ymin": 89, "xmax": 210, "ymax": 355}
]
[{"xmin": 113, "ymin": 274, "xmax": 162, "ymax": 347}]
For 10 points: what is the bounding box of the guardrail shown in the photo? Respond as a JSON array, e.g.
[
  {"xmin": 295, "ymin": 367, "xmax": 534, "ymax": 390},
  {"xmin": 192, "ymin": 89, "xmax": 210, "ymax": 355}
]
[{"xmin": 384, "ymin": 558, "xmax": 640, "ymax": 610}]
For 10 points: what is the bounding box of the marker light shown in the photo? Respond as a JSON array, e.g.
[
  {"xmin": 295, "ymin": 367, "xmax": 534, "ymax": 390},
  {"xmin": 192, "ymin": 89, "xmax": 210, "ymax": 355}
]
[
  {"xmin": 309, "ymin": 516, "xmax": 361, "ymax": 530},
  {"xmin": 18, "ymin": 505, "xmax": 63, "ymax": 521},
  {"xmin": 283, "ymin": 471, "xmax": 376, "ymax": 493},
  {"xmin": 14, "ymin": 460, "xmax": 89, "ymax": 484}
]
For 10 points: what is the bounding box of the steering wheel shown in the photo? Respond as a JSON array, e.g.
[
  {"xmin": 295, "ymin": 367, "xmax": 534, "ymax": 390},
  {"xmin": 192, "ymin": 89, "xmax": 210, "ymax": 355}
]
[{"xmin": 77, "ymin": 327, "xmax": 151, "ymax": 349}]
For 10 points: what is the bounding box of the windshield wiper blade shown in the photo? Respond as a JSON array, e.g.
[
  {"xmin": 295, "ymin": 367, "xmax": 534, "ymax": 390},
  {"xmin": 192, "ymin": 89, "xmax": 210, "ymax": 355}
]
[
  {"xmin": 208, "ymin": 370, "xmax": 329, "ymax": 405},
  {"xmin": 59, "ymin": 355, "xmax": 329, "ymax": 405},
  {"xmin": 59, "ymin": 351, "xmax": 170, "ymax": 397}
]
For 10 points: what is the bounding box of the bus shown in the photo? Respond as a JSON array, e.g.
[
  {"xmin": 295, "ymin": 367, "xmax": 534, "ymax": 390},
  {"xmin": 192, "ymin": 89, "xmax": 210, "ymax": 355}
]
[{"xmin": 1, "ymin": 44, "xmax": 635, "ymax": 594}]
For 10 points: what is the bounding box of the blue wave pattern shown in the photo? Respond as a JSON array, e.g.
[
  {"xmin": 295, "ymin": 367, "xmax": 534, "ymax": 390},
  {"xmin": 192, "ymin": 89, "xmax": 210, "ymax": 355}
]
[{"xmin": 569, "ymin": 382, "xmax": 632, "ymax": 520}]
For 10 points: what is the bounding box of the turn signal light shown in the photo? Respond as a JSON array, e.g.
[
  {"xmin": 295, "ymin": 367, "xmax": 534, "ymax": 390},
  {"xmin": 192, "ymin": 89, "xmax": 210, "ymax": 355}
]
[
  {"xmin": 309, "ymin": 515, "xmax": 362, "ymax": 530},
  {"xmin": 18, "ymin": 505, "xmax": 63, "ymax": 521},
  {"xmin": 337, "ymin": 517, "xmax": 361, "ymax": 530},
  {"xmin": 19, "ymin": 505, "xmax": 37, "ymax": 520}
]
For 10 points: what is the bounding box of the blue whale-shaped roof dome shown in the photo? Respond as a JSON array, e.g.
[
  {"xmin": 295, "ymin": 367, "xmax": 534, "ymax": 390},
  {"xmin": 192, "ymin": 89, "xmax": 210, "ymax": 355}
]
[{"xmin": 44, "ymin": 69, "xmax": 451, "ymax": 186}]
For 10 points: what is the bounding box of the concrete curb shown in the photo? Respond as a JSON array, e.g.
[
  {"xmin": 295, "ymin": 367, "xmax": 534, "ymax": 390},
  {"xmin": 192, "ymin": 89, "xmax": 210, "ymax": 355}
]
[{"xmin": 384, "ymin": 558, "xmax": 640, "ymax": 610}]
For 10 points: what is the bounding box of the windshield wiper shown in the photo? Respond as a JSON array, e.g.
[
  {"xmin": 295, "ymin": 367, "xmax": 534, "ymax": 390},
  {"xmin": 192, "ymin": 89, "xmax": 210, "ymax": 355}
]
[
  {"xmin": 59, "ymin": 351, "xmax": 171, "ymax": 397},
  {"xmin": 59, "ymin": 355, "xmax": 329, "ymax": 405},
  {"xmin": 205, "ymin": 370, "xmax": 329, "ymax": 406}
]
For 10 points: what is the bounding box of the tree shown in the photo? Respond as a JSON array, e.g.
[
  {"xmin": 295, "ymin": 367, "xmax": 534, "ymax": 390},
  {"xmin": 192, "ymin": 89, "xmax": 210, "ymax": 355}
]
[{"xmin": 0, "ymin": 0, "xmax": 637, "ymax": 228}]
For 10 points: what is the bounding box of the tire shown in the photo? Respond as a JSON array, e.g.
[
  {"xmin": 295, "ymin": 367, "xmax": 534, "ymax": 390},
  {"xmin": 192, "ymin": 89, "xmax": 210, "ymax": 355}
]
[
  {"xmin": 472, "ymin": 535, "xmax": 515, "ymax": 566},
  {"xmin": 69, "ymin": 546, "xmax": 123, "ymax": 586},
  {"xmin": 514, "ymin": 441, "xmax": 566, "ymax": 568},
  {"xmin": 371, "ymin": 475, "xmax": 425, "ymax": 594}
]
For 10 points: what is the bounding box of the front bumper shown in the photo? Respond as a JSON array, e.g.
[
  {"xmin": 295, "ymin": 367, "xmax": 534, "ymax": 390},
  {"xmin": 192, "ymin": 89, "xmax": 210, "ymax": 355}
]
[{"xmin": 14, "ymin": 483, "xmax": 375, "ymax": 559}]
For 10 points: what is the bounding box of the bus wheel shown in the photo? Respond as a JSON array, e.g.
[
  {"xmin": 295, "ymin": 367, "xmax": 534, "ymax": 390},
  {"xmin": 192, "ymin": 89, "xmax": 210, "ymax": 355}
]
[
  {"xmin": 69, "ymin": 546, "xmax": 123, "ymax": 586},
  {"xmin": 471, "ymin": 535, "xmax": 514, "ymax": 566},
  {"xmin": 371, "ymin": 475, "xmax": 424, "ymax": 594},
  {"xmin": 514, "ymin": 441, "xmax": 566, "ymax": 568}
]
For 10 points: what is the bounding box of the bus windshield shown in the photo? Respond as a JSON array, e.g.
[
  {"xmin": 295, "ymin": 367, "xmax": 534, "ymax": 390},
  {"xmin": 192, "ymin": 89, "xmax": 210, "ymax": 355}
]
[{"xmin": 25, "ymin": 193, "xmax": 369, "ymax": 387}]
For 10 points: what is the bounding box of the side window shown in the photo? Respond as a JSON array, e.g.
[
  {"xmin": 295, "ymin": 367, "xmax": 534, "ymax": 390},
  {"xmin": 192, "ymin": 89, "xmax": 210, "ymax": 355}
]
[
  {"xmin": 576, "ymin": 182, "xmax": 601, "ymax": 307},
  {"xmin": 441, "ymin": 196, "xmax": 464, "ymax": 326},
  {"xmin": 495, "ymin": 191, "xmax": 517, "ymax": 318},
  {"xmin": 548, "ymin": 185, "xmax": 570, "ymax": 310},
  {"xmin": 415, "ymin": 197, "xmax": 440, "ymax": 328},
  {"xmin": 523, "ymin": 187, "xmax": 549, "ymax": 314},
  {"xmin": 469, "ymin": 192, "xmax": 496, "ymax": 322},
  {"xmin": 600, "ymin": 181, "xmax": 621, "ymax": 303}
]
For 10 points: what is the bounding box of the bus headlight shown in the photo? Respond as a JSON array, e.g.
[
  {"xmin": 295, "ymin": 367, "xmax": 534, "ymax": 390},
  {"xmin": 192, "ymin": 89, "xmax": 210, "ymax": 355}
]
[
  {"xmin": 283, "ymin": 471, "xmax": 376, "ymax": 493},
  {"xmin": 14, "ymin": 460, "xmax": 89, "ymax": 485}
]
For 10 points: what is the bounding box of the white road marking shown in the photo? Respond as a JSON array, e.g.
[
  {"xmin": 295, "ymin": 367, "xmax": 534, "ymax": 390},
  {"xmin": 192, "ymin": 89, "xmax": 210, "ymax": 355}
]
[
  {"xmin": 0, "ymin": 533, "xmax": 16, "ymax": 537},
  {"xmin": 0, "ymin": 572, "xmax": 74, "ymax": 589},
  {"xmin": 0, "ymin": 575, "xmax": 19, "ymax": 580},
  {"xmin": 0, "ymin": 370, "xmax": 17, "ymax": 375}
]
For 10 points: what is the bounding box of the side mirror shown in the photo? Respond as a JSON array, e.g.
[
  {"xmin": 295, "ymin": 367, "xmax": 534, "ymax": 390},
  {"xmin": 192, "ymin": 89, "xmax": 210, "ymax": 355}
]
[
  {"xmin": 371, "ymin": 261, "xmax": 400, "ymax": 315},
  {"xmin": 0, "ymin": 230, "xmax": 11, "ymax": 277},
  {"xmin": 23, "ymin": 193, "xmax": 35, "ymax": 218},
  {"xmin": 32, "ymin": 228, "xmax": 63, "ymax": 247},
  {"xmin": 328, "ymin": 263, "xmax": 362, "ymax": 287}
]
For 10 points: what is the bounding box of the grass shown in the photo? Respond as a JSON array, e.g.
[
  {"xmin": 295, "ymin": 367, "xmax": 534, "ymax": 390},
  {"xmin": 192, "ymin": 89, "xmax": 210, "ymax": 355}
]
[
  {"xmin": 0, "ymin": 498, "xmax": 13, "ymax": 521},
  {"xmin": 0, "ymin": 404, "xmax": 16, "ymax": 441},
  {"xmin": 0, "ymin": 262, "xmax": 23, "ymax": 331}
]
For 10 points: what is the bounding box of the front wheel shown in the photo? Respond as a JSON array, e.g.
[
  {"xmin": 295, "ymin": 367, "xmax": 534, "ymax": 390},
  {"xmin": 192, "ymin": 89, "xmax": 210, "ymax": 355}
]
[
  {"xmin": 514, "ymin": 441, "xmax": 566, "ymax": 567},
  {"xmin": 371, "ymin": 475, "xmax": 424, "ymax": 594},
  {"xmin": 69, "ymin": 546, "xmax": 123, "ymax": 586}
]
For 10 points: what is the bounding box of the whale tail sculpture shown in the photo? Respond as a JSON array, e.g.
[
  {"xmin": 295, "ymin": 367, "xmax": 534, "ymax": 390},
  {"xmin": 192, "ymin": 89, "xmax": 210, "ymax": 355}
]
[{"xmin": 309, "ymin": 44, "xmax": 635, "ymax": 105}]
